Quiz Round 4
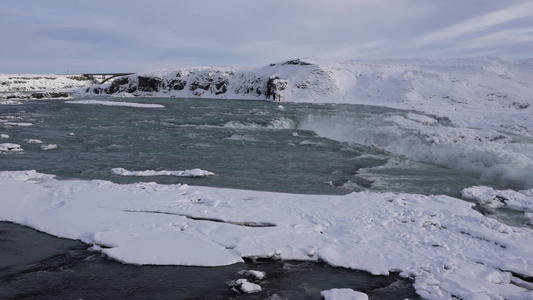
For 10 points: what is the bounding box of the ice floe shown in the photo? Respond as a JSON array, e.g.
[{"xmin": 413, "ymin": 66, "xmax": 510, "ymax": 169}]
[
  {"xmin": 41, "ymin": 144, "xmax": 58, "ymax": 150},
  {"xmin": 233, "ymin": 279, "xmax": 262, "ymax": 294},
  {"xmin": 321, "ymin": 288, "xmax": 368, "ymax": 300},
  {"xmin": 66, "ymin": 100, "xmax": 164, "ymax": 108},
  {"xmin": 0, "ymin": 143, "xmax": 23, "ymax": 153},
  {"xmin": 111, "ymin": 167, "xmax": 215, "ymax": 177},
  {"xmin": 24, "ymin": 139, "xmax": 43, "ymax": 144},
  {"xmin": 0, "ymin": 170, "xmax": 531, "ymax": 300},
  {"xmin": 462, "ymin": 186, "xmax": 533, "ymax": 213}
]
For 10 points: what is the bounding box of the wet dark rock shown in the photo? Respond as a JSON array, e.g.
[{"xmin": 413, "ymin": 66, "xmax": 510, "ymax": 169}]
[
  {"xmin": 214, "ymin": 77, "xmax": 229, "ymax": 95},
  {"xmin": 138, "ymin": 76, "xmax": 162, "ymax": 92},
  {"xmin": 190, "ymin": 78, "xmax": 212, "ymax": 91},
  {"xmin": 266, "ymin": 76, "xmax": 287, "ymax": 101},
  {"xmin": 107, "ymin": 77, "xmax": 130, "ymax": 94},
  {"xmin": 169, "ymin": 79, "xmax": 187, "ymax": 91}
]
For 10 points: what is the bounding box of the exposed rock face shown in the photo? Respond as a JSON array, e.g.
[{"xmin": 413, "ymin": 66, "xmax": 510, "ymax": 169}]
[
  {"xmin": 107, "ymin": 77, "xmax": 131, "ymax": 94},
  {"xmin": 138, "ymin": 76, "xmax": 162, "ymax": 92},
  {"xmin": 169, "ymin": 79, "xmax": 187, "ymax": 91},
  {"xmin": 266, "ymin": 76, "xmax": 287, "ymax": 101},
  {"xmin": 0, "ymin": 92, "xmax": 70, "ymax": 100},
  {"xmin": 80, "ymin": 59, "xmax": 322, "ymax": 101}
]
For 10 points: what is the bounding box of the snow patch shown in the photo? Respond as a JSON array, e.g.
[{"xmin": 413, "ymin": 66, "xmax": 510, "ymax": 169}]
[
  {"xmin": 321, "ymin": 288, "xmax": 368, "ymax": 300},
  {"xmin": 111, "ymin": 167, "xmax": 215, "ymax": 177},
  {"xmin": 66, "ymin": 100, "xmax": 164, "ymax": 108},
  {"xmin": 41, "ymin": 144, "xmax": 58, "ymax": 150},
  {"xmin": 0, "ymin": 143, "xmax": 23, "ymax": 153}
]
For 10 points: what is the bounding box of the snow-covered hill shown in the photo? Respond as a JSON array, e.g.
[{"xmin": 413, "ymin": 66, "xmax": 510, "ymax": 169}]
[
  {"xmin": 0, "ymin": 74, "xmax": 93, "ymax": 92},
  {"xmin": 83, "ymin": 57, "xmax": 533, "ymax": 137}
]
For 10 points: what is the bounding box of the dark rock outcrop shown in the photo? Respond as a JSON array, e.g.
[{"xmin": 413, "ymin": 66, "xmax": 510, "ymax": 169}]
[
  {"xmin": 169, "ymin": 79, "xmax": 187, "ymax": 91},
  {"xmin": 138, "ymin": 76, "xmax": 162, "ymax": 92},
  {"xmin": 266, "ymin": 76, "xmax": 287, "ymax": 101},
  {"xmin": 107, "ymin": 77, "xmax": 130, "ymax": 94}
]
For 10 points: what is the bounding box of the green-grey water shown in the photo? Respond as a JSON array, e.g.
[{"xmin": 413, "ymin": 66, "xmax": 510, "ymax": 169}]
[{"xmin": 1, "ymin": 97, "xmax": 488, "ymax": 196}]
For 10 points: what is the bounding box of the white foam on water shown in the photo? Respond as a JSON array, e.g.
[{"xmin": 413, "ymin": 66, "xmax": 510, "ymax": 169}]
[{"xmin": 299, "ymin": 113, "xmax": 533, "ymax": 189}]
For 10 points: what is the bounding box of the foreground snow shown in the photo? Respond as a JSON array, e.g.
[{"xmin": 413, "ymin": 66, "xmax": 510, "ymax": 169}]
[{"xmin": 1, "ymin": 170, "xmax": 532, "ymax": 299}]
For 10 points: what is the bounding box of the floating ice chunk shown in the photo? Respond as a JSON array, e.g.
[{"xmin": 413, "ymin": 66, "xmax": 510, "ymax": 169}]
[
  {"xmin": 0, "ymin": 143, "xmax": 23, "ymax": 152},
  {"xmin": 6, "ymin": 122, "xmax": 32, "ymax": 127},
  {"xmin": 462, "ymin": 186, "xmax": 533, "ymax": 212},
  {"xmin": 0, "ymin": 134, "xmax": 8, "ymax": 139},
  {"xmin": 238, "ymin": 270, "xmax": 266, "ymax": 280},
  {"xmin": 111, "ymin": 167, "xmax": 215, "ymax": 177},
  {"xmin": 320, "ymin": 288, "xmax": 368, "ymax": 300},
  {"xmin": 235, "ymin": 279, "xmax": 262, "ymax": 294},
  {"xmin": 41, "ymin": 144, "xmax": 58, "ymax": 150},
  {"xmin": 25, "ymin": 139, "xmax": 43, "ymax": 144},
  {"xmin": 66, "ymin": 100, "xmax": 164, "ymax": 108}
]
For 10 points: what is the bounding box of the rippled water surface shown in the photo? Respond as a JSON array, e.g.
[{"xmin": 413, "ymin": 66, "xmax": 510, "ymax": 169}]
[{"xmin": 1, "ymin": 97, "xmax": 490, "ymax": 196}]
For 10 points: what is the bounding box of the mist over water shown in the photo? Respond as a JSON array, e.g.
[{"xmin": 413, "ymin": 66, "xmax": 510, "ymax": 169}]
[{"xmin": 1, "ymin": 97, "xmax": 496, "ymax": 197}]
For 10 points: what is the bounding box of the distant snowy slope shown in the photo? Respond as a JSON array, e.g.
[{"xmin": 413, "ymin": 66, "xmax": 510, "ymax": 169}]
[
  {"xmin": 84, "ymin": 57, "xmax": 533, "ymax": 136},
  {"xmin": 0, "ymin": 74, "xmax": 93, "ymax": 92}
]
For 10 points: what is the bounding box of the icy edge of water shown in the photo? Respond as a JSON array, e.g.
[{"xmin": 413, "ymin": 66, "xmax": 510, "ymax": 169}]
[
  {"xmin": 111, "ymin": 167, "xmax": 215, "ymax": 177},
  {"xmin": 0, "ymin": 170, "xmax": 532, "ymax": 300},
  {"xmin": 65, "ymin": 100, "xmax": 164, "ymax": 108}
]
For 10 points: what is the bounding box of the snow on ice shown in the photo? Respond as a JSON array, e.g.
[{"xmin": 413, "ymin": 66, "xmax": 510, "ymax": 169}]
[
  {"xmin": 65, "ymin": 100, "xmax": 164, "ymax": 108},
  {"xmin": 111, "ymin": 167, "xmax": 215, "ymax": 177},
  {"xmin": 321, "ymin": 288, "xmax": 369, "ymax": 300},
  {"xmin": 0, "ymin": 143, "xmax": 23, "ymax": 153},
  {"xmin": 40, "ymin": 144, "xmax": 58, "ymax": 150},
  {"xmin": 0, "ymin": 170, "xmax": 532, "ymax": 299}
]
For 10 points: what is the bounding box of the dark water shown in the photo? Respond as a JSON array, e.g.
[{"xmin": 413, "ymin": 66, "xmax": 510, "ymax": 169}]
[{"xmin": 0, "ymin": 222, "xmax": 419, "ymax": 299}]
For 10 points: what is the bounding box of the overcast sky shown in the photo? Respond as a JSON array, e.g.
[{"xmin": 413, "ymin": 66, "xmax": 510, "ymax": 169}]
[{"xmin": 2, "ymin": 0, "xmax": 532, "ymax": 74}]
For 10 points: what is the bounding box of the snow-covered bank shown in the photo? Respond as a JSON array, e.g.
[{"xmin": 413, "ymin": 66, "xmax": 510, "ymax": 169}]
[
  {"xmin": 0, "ymin": 74, "xmax": 92, "ymax": 92},
  {"xmin": 81, "ymin": 57, "xmax": 533, "ymax": 138},
  {"xmin": 1, "ymin": 170, "xmax": 532, "ymax": 300}
]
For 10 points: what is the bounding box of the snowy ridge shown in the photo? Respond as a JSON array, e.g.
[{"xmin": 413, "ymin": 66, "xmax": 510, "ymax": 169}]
[
  {"xmin": 0, "ymin": 74, "xmax": 92, "ymax": 92},
  {"xmin": 82, "ymin": 57, "xmax": 533, "ymax": 137},
  {"xmin": 0, "ymin": 170, "xmax": 532, "ymax": 300}
]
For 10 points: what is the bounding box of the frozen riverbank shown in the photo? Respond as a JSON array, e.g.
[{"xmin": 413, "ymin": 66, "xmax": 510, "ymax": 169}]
[{"xmin": 1, "ymin": 170, "xmax": 532, "ymax": 299}]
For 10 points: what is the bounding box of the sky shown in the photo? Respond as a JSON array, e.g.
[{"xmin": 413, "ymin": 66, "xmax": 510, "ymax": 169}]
[{"xmin": 1, "ymin": 0, "xmax": 532, "ymax": 74}]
